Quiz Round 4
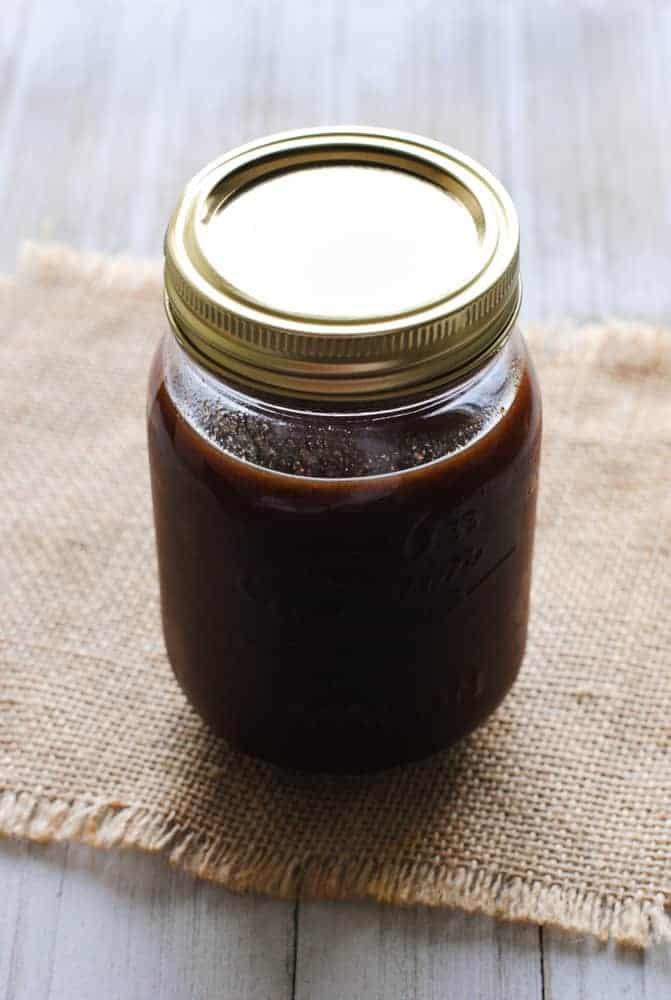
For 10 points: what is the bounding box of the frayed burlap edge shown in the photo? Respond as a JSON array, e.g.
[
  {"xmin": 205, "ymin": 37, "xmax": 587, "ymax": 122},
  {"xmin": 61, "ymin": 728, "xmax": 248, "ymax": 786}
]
[
  {"xmin": 2, "ymin": 789, "xmax": 670, "ymax": 949},
  {"xmin": 15, "ymin": 239, "xmax": 162, "ymax": 293}
]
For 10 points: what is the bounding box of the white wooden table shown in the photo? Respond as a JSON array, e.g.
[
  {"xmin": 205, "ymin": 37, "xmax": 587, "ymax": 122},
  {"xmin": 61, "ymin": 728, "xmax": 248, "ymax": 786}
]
[{"xmin": 2, "ymin": 2, "xmax": 670, "ymax": 996}]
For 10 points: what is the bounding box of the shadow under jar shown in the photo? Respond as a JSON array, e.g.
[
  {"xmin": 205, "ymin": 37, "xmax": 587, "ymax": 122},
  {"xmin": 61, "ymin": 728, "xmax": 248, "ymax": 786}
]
[{"xmin": 148, "ymin": 128, "xmax": 542, "ymax": 773}]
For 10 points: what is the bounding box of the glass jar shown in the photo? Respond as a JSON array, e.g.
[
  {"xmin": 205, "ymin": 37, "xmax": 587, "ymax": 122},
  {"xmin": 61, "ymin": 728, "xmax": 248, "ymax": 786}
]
[{"xmin": 148, "ymin": 128, "xmax": 542, "ymax": 773}]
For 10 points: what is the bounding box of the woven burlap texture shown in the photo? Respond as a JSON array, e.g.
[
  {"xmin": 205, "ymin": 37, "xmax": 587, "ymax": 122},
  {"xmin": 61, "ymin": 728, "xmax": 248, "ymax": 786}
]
[{"xmin": 1, "ymin": 244, "xmax": 670, "ymax": 948}]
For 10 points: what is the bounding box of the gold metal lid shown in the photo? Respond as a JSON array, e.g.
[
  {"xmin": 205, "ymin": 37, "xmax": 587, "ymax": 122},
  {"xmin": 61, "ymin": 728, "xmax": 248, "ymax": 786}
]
[{"xmin": 164, "ymin": 127, "xmax": 520, "ymax": 400}]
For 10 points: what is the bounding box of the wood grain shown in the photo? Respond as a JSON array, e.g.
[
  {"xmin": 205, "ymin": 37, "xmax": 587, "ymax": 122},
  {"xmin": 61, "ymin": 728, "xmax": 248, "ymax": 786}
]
[
  {"xmin": 544, "ymin": 928, "xmax": 671, "ymax": 1000},
  {"xmin": 0, "ymin": 840, "xmax": 295, "ymax": 1000},
  {"xmin": 295, "ymin": 901, "xmax": 542, "ymax": 1000},
  {"xmin": 2, "ymin": 0, "xmax": 670, "ymax": 997}
]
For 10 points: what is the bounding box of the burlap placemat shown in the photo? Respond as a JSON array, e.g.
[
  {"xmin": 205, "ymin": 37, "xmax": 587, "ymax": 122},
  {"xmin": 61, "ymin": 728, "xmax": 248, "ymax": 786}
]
[{"xmin": 1, "ymin": 243, "xmax": 670, "ymax": 948}]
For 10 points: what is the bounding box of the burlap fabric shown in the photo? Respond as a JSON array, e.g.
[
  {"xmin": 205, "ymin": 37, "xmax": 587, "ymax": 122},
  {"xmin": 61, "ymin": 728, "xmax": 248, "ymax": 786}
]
[{"xmin": 1, "ymin": 244, "xmax": 670, "ymax": 947}]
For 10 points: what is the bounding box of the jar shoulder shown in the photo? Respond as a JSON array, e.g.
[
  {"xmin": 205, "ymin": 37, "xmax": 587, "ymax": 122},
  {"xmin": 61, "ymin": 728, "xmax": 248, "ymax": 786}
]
[{"xmin": 147, "ymin": 327, "xmax": 540, "ymax": 485}]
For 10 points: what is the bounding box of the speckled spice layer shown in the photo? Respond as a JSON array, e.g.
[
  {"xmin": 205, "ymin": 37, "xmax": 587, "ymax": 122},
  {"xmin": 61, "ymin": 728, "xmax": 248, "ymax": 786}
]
[{"xmin": 1, "ymin": 244, "xmax": 670, "ymax": 947}]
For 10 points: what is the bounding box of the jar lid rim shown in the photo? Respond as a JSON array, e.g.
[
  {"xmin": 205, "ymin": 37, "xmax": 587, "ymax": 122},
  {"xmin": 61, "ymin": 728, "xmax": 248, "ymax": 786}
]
[{"xmin": 164, "ymin": 127, "xmax": 520, "ymax": 400}]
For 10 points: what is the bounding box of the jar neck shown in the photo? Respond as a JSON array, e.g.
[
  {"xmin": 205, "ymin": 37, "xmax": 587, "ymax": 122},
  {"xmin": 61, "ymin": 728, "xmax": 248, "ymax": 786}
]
[{"xmin": 171, "ymin": 326, "xmax": 521, "ymax": 419}]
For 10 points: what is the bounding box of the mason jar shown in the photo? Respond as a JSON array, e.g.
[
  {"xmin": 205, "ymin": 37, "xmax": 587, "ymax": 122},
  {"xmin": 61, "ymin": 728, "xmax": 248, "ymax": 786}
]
[{"xmin": 147, "ymin": 128, "xmax": 542, "ymax": 773}]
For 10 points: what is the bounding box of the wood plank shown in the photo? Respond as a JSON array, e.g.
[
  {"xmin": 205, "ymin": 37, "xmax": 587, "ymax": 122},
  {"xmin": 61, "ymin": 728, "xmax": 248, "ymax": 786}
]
[
  {"xmin": 544, "ymin": 927, "xmax": 671, "ymax": 999},
  {"xmin": 509, "ymin": 0, "xmax": 671, "ymax": 322},
  {"xmin": 0, "ymin": 840, "xmax": 69, "ymax": 999},
  {"xmin": 295, "ymin": 900, "xmax": 543, "ymax": 1000},
  {"xmin": 0, "ymin": 840, "xmax": 295, "ymax": 1000}
]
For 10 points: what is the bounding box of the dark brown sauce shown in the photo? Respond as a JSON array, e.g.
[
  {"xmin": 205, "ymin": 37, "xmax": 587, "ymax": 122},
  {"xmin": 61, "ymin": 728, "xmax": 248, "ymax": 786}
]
[{"xmin": 148, "ymin": 348, "xmax": 542, "ymax": 773}]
